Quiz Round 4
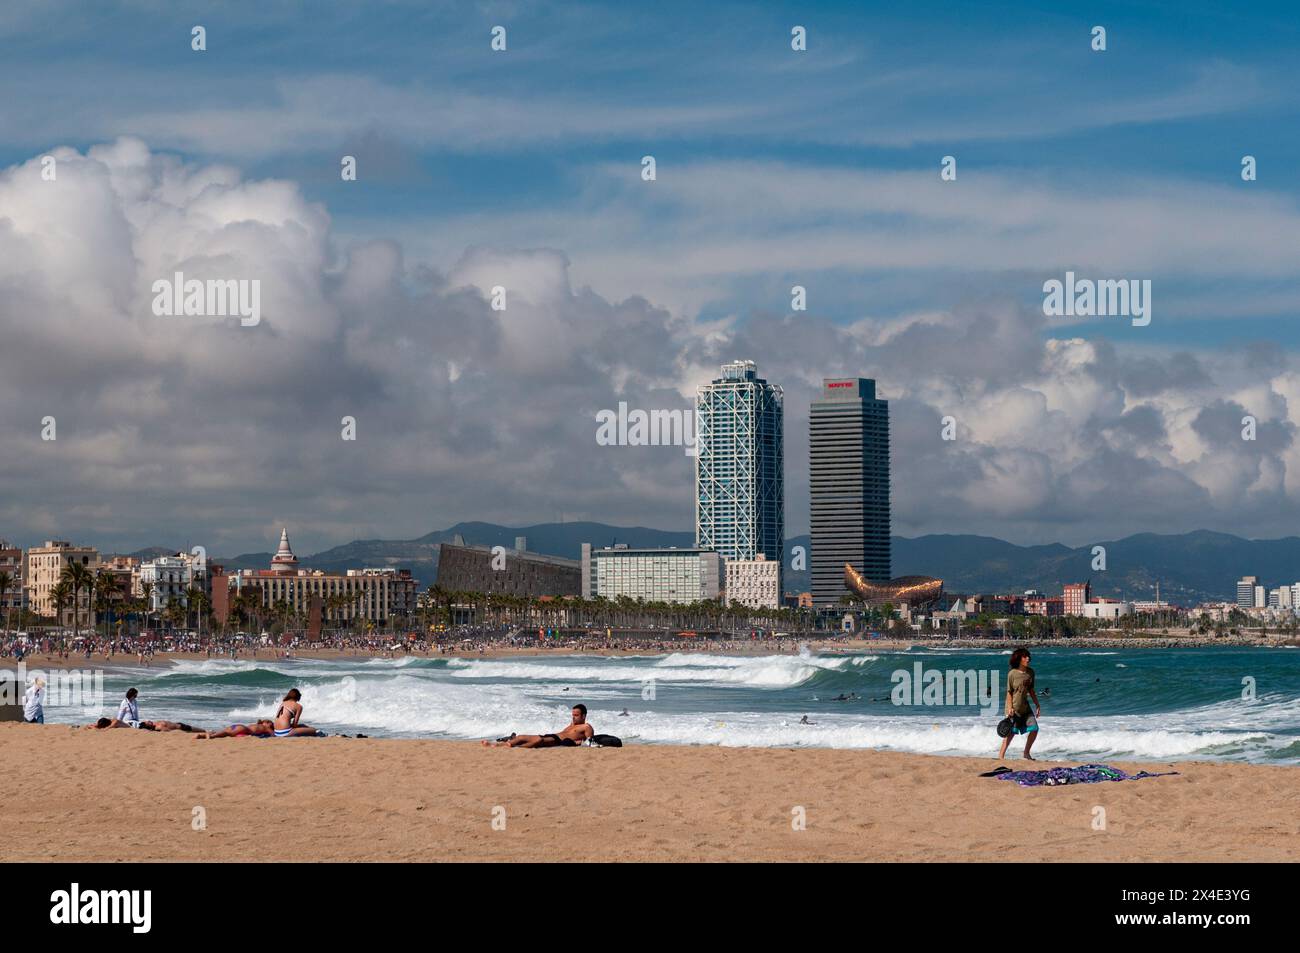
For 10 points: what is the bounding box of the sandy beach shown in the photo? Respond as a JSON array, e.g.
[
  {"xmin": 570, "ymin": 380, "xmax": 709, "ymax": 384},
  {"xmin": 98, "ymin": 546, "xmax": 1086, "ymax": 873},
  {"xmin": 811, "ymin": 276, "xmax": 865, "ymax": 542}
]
[{"xmin": 1, "ymin": 724, "xmax": 1295, "ymax": 862}]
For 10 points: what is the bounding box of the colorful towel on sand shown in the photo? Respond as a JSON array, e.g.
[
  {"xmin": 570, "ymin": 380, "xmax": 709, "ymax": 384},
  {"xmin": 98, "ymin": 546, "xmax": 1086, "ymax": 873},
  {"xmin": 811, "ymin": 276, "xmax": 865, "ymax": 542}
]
[{"xmin": 995, "ymin": 763, "xmax": 1179, "ymax": 787}]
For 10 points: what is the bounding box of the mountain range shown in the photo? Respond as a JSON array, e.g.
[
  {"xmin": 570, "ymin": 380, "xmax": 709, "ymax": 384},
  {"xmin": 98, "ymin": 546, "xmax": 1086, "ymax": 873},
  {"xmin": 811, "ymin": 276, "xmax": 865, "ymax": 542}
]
[{"xmin": 121, "ymin": 523, "xmax": 1300, "ymax": 606}]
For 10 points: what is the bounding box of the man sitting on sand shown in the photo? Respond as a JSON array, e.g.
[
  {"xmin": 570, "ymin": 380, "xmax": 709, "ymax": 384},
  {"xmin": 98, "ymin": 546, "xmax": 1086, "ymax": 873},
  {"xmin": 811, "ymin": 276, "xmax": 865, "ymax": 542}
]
[
  {"xmin": 484, "ymin": 704, "xmax": 594, "ymax": 747},
  {"xmin": 196, "ymin": 720, "xmax": 275, "ymax": 739}
]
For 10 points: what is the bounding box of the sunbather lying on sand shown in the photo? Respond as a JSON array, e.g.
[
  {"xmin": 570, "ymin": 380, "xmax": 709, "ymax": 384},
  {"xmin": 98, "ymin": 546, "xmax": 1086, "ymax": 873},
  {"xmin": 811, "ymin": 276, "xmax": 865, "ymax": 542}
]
[
  {"xmin": 483, "ymin": 704, "xmax": 594, "ymax": 747},
  {"xmin": 195, "ymin": 720, "xmax": 276, "ymax": 739},
  {"xmin": 85, "ymin": 717, "xmax": 204, "ymax": 731},
  {"xmin": 84, "ymin": 717, "xmax": 133, "ymax": 729},
  {"xmin": 143, "ymin": 720, "xmax": 203, "ymax": 732}
]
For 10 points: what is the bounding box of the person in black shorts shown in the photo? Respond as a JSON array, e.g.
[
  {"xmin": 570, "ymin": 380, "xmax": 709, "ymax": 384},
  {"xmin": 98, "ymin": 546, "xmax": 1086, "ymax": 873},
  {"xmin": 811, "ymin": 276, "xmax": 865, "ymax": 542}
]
[{"xmin": 483, "ymin": 704, "xmax": 594, "ymax": 748}]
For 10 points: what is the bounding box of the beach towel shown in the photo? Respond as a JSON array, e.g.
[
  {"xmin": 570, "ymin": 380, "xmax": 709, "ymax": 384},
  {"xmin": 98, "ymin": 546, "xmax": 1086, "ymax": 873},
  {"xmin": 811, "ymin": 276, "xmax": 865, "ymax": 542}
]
[{"xmin": 994, "ymin": 763, "xmax": 1179, "ymax": 787}]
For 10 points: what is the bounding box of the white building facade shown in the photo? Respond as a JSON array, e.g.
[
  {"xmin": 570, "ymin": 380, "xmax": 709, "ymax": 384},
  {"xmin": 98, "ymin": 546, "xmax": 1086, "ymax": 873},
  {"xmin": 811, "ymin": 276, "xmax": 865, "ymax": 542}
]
[
  {"xmin": 1079, "ymin": 601, "xmax": 1131, "ymax": 620},
  {"xmin": 725, "ymin": 554, "xmax": 780, "ymax": 610},
  {"xmin": 139, "ymin": 555, "xmax": 193, "ymax": 611},
  {"xmin": 581, "ymin": 544, "xmax": 724, "ymax": 605}
]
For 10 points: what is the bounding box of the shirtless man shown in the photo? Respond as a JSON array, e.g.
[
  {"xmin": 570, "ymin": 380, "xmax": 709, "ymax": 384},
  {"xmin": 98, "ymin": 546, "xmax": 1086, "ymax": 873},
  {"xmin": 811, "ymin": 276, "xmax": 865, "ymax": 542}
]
[
  {"xmin": 85, "ymin": 717, "xmax": 204, "ymax": 732},
  {"xmin": 141, "ymin": 720, "xmax": 203, "ymax": 732},
  {"xmin": 272, "ymin": 688, "xmax": 321, "ymax": 737},
  {"xmin": 196, "ymin": 720, "xmax": 275, "ymax": 739},
  {"xmin": 484, "ymin": 704, "xmax": 594, "ymax": 748}
]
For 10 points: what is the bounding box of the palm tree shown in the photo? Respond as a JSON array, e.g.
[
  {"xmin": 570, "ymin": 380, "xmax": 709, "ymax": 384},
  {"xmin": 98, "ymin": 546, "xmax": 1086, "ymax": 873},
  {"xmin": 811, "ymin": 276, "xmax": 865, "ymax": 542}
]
[
  {"xmin": 50, "ymin": 579, "xmax": 72, "ymax": 630},
  {"xmin": 163, "ymin": 596, "xmax": 186, "ymax": 632},
  {"xmin": 139, "ymin": 582, "xmax": 155, "ymax": 636},
  {"xmin": 195, "ymin": 589, "xmax": 211, "ymax": 639},
  {"xmin": 0, "ymin": 570, "xmax": 11, "ymax": 638},
  {"xmin": 60, "ymin": 561, "xmax": 94, "ymax": 641},
  {"xmin": 184, "ymin": 586, "xmax": 205, "ymax": 635},
  {"xmin": 95, "ymin": 570, "xmax": 121, "ymax": 639}
]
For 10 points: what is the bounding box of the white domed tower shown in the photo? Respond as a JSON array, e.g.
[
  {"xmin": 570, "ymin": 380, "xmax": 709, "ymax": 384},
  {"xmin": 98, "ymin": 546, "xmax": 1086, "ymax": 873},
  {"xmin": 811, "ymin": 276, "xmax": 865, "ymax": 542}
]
[{"xmin": 270, "ymin": 528, "xmax": 299, "ymax": 574}]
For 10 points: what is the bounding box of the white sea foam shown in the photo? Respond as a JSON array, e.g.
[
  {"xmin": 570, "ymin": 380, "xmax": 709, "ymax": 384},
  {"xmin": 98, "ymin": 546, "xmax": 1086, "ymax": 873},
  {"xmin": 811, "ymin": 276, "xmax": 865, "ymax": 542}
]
[
  {"xmin": 106, "ymin": 652, "xmax": 1300, "ymax": 764},
  {"xmin": 600, "ymin": 708, "xmax": 1296, "ymax": 761},
  {"xmin": 654, "ymin": 652, "xmax": 749, "ymax": 668},
  {"xmin": 161, "ymin": 659, "xmax": 264, "ymax": 676},
  {"xmin": 443, "ymin": 654, "xmax": 846, "ymax": 689},
  {"xmin": 227, "ymin": 675, "xmax": 560, "ymax": 738},
  {"xmin": 359, "ymin": 655, "xmax": 423, "ymax": 667}
]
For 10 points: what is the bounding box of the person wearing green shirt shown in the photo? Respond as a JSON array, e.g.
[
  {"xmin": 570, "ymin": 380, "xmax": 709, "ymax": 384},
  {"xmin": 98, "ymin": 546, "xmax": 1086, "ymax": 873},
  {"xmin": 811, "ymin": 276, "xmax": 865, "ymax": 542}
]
[{"xmin": 998, "ymin": 647, "xmax": 1041, "ymax": 760}]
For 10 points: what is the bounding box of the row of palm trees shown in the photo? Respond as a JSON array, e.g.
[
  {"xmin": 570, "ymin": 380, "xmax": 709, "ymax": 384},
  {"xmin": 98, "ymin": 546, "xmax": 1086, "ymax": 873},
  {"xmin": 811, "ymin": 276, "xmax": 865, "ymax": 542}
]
[
  {"xmin": 0, "ymin": 569, "xmax": 818, "ymax": 644},
  {"xmin": 0, "ymin": 570, "xmax": 17, "ymax": 637},
  {"xmin": 421, "ymin": 584, "xmax": 810, "ymax": 635},
  {"xmin": 0, "ymin": 562, "xmax": 216, "ymax": 641}
]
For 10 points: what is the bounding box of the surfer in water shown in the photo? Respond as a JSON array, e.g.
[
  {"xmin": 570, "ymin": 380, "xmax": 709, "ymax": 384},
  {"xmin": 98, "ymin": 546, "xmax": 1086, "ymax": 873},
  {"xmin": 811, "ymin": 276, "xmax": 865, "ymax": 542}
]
[
  {"xmin": 484, "ymin": 704, "xmax": 594, "ymax": 747},
  {"xmin": 997, "ymin": 648, "xmax": 1041, "ymax": 761}
]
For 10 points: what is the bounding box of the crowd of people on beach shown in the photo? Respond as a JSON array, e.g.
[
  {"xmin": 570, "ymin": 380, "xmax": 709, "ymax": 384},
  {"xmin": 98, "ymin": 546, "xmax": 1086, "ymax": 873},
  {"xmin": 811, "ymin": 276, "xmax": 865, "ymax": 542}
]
[
  {"xmin": 19, "ymin": 678, "xmax": 326, "ymax": 739},
  {"xmin": 1, "ymin": 626, "xmax": 816, "ymax": 664}
]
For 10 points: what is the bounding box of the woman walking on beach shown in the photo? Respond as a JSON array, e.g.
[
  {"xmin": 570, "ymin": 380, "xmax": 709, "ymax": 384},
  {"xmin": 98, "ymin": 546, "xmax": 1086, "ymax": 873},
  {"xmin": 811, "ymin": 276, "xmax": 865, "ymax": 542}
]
[{"xmin": 998, "ymin": 648, "xmax": 1040, "ymax": 761}]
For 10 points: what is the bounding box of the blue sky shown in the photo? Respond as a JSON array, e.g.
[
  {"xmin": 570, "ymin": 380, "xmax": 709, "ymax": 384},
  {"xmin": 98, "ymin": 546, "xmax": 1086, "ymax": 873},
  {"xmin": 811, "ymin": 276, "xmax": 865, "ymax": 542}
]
[
  {"xmin": 4, "ymin": 0, "xmax": 1298, "ymax": 343},
  {"xmin": 3, "ymin": 0, "xmax": 1300, "ymax": 554}
]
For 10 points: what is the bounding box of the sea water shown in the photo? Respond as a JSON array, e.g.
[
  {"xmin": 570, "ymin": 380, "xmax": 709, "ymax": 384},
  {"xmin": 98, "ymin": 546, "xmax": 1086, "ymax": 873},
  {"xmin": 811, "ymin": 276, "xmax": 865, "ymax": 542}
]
[{"xmin": 44, "ymin": 647, "xmax": 1300, "ymax": 764}]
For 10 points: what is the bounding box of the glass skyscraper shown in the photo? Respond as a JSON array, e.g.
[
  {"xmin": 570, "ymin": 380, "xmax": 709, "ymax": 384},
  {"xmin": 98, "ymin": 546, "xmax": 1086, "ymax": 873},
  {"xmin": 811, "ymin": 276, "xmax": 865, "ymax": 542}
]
[
  {"xmin": 809, "ymin": 377, "xmax": 890, "ymax": 606},
  {"xmin": 695, "ymin": 360, "xmax": 784, "ymax": 581}
]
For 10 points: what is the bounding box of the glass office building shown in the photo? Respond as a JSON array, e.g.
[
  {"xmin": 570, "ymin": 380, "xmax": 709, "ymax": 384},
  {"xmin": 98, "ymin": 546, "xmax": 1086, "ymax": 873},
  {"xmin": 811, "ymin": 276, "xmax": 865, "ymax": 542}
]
[
  {"xmin": 809, "ymin": 377, "xmax": 890, "ymax": 606},
  {"xmin": 695, "ymin": 361, "xmax": 784, "ymax": 582}
]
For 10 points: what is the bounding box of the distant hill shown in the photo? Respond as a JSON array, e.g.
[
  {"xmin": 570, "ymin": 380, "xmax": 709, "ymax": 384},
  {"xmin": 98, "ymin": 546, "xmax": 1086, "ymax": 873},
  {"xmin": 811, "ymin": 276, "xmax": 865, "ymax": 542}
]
[
  {"xmin": 195, "ymin": 524, "xmax": 1300, "ymax": 604},
  {"xmin": 123, "ymin": 547, "xmax": 175, "ymax": 561},
  {"xmin": 211, "ymin": 522, "xmax": 699, "ymax": 588},
  {"xmin": 893, "ymin": 529, "xmax": 1300, "ymax": 605}
]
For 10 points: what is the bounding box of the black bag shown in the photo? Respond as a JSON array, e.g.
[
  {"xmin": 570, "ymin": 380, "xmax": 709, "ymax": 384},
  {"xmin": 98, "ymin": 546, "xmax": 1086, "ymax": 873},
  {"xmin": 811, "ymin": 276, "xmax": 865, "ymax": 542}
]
[{"xmin": 590, "ymin": 734, "xmax": 623, "ymax": 747}]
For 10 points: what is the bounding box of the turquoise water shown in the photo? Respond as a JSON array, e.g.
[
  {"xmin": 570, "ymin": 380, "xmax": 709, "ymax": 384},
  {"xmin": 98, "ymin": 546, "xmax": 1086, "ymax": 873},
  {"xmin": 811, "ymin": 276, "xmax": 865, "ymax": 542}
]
[{"xmin": 39, "ymin": 646, "xmax": 1300, "ymax": 763}]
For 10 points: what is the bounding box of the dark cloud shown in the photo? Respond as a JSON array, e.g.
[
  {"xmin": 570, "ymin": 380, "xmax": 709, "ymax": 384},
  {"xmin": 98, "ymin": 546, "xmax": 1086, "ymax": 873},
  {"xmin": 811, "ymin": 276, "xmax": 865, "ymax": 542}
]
[{"xmin": 4, "ymin": 141, "xmax": 1300, "ymax": 556}]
